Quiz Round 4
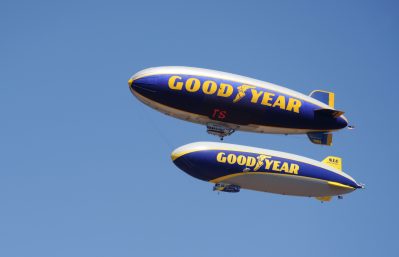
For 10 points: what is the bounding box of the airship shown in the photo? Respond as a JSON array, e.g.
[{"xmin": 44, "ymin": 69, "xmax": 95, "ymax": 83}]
[
  {"xmin": 129, "ymin": 66, "xmax": 351, "ymax": 145},
  {"xmin": 171, "ymin": 142, "xmax": 363, "ymax": 201}
]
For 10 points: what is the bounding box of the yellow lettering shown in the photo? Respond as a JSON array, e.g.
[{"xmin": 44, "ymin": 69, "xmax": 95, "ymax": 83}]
[
  {"xmin": 185, "ymin": 78, "xmax": 201, "ymax": 92},
  {"xmin": 286, "ymin": 98, "xmax": 302, "ymax": 113},
  {"xmin": 227, "ymin": 154, "xmax": 237, "ymax": 164},
  {"xmin": 202, "ymin": 80, "xmax": 217, "ymax": 95},
  {"xmin": 217, "ymin": 83, "xmax": 233, "ymax": 97},
  {"xmin": 250, "ymin": 89, "xmax": 263, "ymax": 103},
  {"xmin": 246, "ymin": 156, "xmax": 256, "ymax": 167},
  {"xmin": 280, "ymin": 162, "xmax": 289, "ymax": 173},
  {"xmin": 289, "ymin": 164, "xmax": 299, "ymax": 174},
  {"xmin": 216, "ymin": 152, "xmax": 226, "ymax": 163},
  {"xmin": 272, "ymin": 161, "xmax": 281, "ymax": 171},
  {"xmin": 261, "ymin": 92, "xmax": 275, "ymax": 106},
  {"xmin": 237, "ymin": 155, "xmax": 246, "ymax": 165},
  {"xmin": 265, "ymin": 159, "xmax": 273, "ymax": 170},
  {"xmin": 272, "ymin": 95, "xmax": 286, "ymax": 109},
  {"xmin": 168, "ymin": 76, "xmax": 183, "ymax": 90}
]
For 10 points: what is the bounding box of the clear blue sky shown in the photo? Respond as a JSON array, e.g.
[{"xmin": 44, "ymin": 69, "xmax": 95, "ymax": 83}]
[{"xmin": 1, "ymin": 1, "xmax": 398, "ymax": 256}]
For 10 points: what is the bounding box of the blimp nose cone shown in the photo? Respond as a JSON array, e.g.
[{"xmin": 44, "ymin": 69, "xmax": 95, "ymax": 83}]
[
  {"xmin": 130, "ymin": 76, "xmax": 160, "ymax": 91},
  {"xmin": 128, "ymin": 75, "xmax": 161, "ymax": 101},
  {"xmin": 171, "ymin": 147, "xmax": 213, "ymax": 182},
  {"xmin": 171, "ymin": 149, "xmax": 180, "ymax": 162},
  {"xmin": 128, "ymin": 77, "xmax": 137, "ymax": 92}
]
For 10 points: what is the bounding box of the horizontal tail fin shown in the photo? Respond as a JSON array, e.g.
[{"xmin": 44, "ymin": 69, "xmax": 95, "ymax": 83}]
[
  {"xmin": 314, "ymin": 108, "xmax": 344, "ymax": 118},
  {"xmin": 315, "ymin": 196, "xmax": 332, "ymax": 202},
  {"xmin": 307, "ymin": 132, "xmax": 333, "ymax": 146},
  {"xmin": 310, "ymin": 90, "xmax": 335, "ymax": 108},
  {"xmin": 322, "ymin": 156, "xmax": 342, "ymax": 171}
]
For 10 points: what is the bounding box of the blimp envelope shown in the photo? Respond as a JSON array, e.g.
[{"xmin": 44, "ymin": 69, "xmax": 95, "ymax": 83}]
[
  {"xmin": 171, "ymin": 142, "xmax": 363, "ymax": 200},
  {"xmin": 129, "ymin": 66, "xmax": 349, "ymax": 145}
]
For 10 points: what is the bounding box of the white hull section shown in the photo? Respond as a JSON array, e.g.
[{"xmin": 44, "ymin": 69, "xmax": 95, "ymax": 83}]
[{"xmin": 216, "ymin": 173, "xmax": 353, "ymax": 197}]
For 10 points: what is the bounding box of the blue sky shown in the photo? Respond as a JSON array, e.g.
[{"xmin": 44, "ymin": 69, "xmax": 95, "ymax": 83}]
[{"xmin": 1, "ymin": 0, "xmax": 398, "ymax": 256}]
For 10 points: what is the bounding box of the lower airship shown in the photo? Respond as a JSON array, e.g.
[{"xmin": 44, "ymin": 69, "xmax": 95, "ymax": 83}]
[
  {"xmin": 171, "ymin": 142, "xmax": 363, "ymax": 201},
  {"xmin": 129, "ymin": 66, "xmax": 351, "ymax": 145}
]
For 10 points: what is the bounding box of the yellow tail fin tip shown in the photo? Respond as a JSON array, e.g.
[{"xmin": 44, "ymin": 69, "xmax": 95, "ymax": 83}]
[
  {"xmin": 315, "ymin": 196, "xmax": 332, "ymax": 202},
  {"xmin": 322, "ymin": 156, "xmax": 342, "ymax": 171}
]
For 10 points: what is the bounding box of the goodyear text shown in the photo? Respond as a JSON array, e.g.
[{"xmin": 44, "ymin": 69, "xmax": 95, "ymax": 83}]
[
  {"xmin": 168, "ymin": 75, "xmax": 302, "ymax": 113},
  {"xmin": 216, "ymin": 152, "xmax": 299, "ymax": 174}
]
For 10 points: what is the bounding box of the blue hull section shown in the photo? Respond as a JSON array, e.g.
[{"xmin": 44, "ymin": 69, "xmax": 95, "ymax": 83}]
[
  {"xmin": 173, "ymin": 149, "xmax": 359, "ymax": 189},
  {"xmin": 131, "ymin": 74, "xmax": 347, "ymax": 131}
]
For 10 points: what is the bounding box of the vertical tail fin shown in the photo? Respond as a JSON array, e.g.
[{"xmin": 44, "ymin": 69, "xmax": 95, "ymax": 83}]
[
  {"xmin": 322, "ymin": 156, "xmax": 342, "ymax": 171},
  {"xmin": 307, "ymin": 132, "xmax": 333, "ymax": 146},
  {"xmin": 309, "ymin": 90, "xmax": 335, "ymax": 108},
  {"xmin": 315, "ymin": 156, "xmax": 344, "ymax": 202},
  {"xmin": 315, "ymin": 196, "xmax": 332, "ymax": 202}
]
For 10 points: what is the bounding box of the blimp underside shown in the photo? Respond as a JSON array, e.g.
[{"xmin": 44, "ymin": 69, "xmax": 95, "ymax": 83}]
[
  {"xmin": 131, "ymin": 88, "xmax": 311, "ymax": 135},
  {"xmin": 216, "ymin": 173, "xmax": 354, "ymax": 197}
]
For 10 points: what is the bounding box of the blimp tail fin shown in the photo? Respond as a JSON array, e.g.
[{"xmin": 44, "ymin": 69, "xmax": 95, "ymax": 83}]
[
  {"xmin": 307, "ymin": 132, "xmax": 333, "ymax": 146},
  {"xmin": 315, "ymin": 196, "xmax": 332, "ymax": 202},
  {"xmin": 309, "ymin": 90, "xmax": 335, "ymax": 108},
  {"xmin": 314, "ymin": 108, "xmax": 345, "ymax": 118},
  {"xmin": 322, "ymin": 156, "xmax": 342, "ymax": 171}
]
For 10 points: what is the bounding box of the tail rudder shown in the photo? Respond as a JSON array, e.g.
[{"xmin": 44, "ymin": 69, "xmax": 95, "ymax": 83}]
[
  {"xmin": 314, "ymin": 156, "xmax": 343, "ymax": 202},
  {"xmin": 315, "ymin": 196, "xmax": 332, "ymax": 202},
  {"xmin": 309, "ymin": 90, "xmax": 335, "ymax": 108},
  {"xmin": 310, "ymin": 90, "xmax": 345, "ymax": 118},
  {"xmin": 322, "ymin": 156, "xmax": 342, "ymax": 171},
  {"xmin": 307, "ymin": 132, "xmax": 333, "ymax": 146}
]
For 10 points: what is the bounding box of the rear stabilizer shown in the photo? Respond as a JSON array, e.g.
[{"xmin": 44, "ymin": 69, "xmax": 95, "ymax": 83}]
[
  {"xmin": 310, "ymin": 90, "xmax": 345, "ymax": 119},
  {"xmin": 322, "ymin": 156, "xmax": 342, "ymax": 171},
  {"xmin": 307, "ymin": 132, "xmax": 333, "ymax": 146},
  {"xmin": 315, "ymin": 196, "xmax": 332, "ymax": 202},
  {"xmin": 310, "ymin": 90, "xmax": 335, "ymax": 108},
  {"xmin": 314, "ymin": 108, "xmax": 344, "ymax": 118}
]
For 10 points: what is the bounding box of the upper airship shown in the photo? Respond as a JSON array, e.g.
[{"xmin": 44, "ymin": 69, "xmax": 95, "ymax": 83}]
[{"xmin": 129, "ymin": 66, "xmax": 350, "ymax": 145}]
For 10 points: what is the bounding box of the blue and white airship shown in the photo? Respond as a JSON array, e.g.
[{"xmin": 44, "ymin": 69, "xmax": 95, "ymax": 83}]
[
  {"xmin": 171, "ymin": 142, "xmax": 363, "ymax": 201},
  {"xmin": 129, "ymin": 66, "xmax": 350, "ymax": 145}
]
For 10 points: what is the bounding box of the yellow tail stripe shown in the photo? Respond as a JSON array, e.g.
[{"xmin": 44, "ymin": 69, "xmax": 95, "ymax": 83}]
[
  {"xmin": 328, "ymin": 181, "xmax": 355, "ymax": 190},
  {"xmin": 328, "ymin": 92, "xmax": 335, "ymax": 108},
  {"xmin": 316, "ymin": 196, "xmax": 332, "ymax": 202}
]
